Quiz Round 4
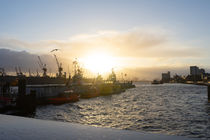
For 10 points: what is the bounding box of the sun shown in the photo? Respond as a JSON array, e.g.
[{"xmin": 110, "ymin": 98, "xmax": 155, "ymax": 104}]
[{"xmin": 80, "ymin": 52, "xmax": 117, "ymax": 74}]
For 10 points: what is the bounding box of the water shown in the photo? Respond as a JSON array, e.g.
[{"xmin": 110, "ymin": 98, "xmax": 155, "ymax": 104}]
[{"xmin": 35, "ymin": 83, "xmax": 210, "ymax": 139}]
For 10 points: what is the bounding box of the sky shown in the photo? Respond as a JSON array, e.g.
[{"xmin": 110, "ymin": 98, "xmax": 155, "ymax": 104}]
[{"xmin": 0, "ymin": 0, "xmax": 210, "ymax": 80}]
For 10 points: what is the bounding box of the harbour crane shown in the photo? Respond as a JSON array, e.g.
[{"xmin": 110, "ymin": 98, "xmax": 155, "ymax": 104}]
[
  {"xmin": 18, "ymin": 67, "xmax": 23, "ymax": 76},
  {"xmin": 0, "ymin": 68, "xmax": 5, "ymax": 76},
  {"xmin": 28, "ymin": 69, "xmax": 32, "ymax": 77},
  {"xmin": 14, "ymin": 66, "xmax": 23, "ymax": 76},
  {"xmin": 38, "ymin": 56, "xmax": 47, "ymax": 77},
  {"xmin": 36, "ymin": 69, "xmax": 40, "ymax": 77},
  {"xmin": 15, "ymin": 67, "xmax": 19, "ymax": 76},
  {"xmin": 54, "ymin": 54, "xmax": 63, "ymax": 77},
  {"xmin": 73, "ymin": 58, "xmax": 78, "ymax": 75}
]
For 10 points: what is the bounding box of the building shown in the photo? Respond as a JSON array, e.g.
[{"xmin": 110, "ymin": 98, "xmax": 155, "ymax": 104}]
[
  {"xmin": 188, "ymin": 66, "xmax": 206, "ymax": 82},
  {"xmin": 190, "ymin": 66, "xmax": 200, "ymax": 75},
  {"xmin": 200, "ymin": 68, "xmax": 205, "ymax": 75},
  {"xmin": 190, "ymin": 66, "xmax": 206, "ymax": 76},
  {"xmin": 162, "ymin": 71, "xmax": 170, "ymax": 83}
]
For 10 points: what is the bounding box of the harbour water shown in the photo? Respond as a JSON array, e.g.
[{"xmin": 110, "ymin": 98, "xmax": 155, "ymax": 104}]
[{"xmin": 34, "ymin": 82, "xmax": 210, "ymax": 139}]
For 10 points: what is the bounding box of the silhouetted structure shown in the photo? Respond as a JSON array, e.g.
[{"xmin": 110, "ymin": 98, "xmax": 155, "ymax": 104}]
[
  {"xmin": 54, "ymin": 54, "xmax": 63, "ymax": 78},
  {"xmin": 172, "ymin": 74, "xmax": 185, "ymax": 83},
  {"xmin": 208, "ymin": 85, "xmax": 210, "ymax": 102},
  {"xmin": 162, "ymin": 71, "xmax": 170, "ymax": 83},
  {"xmin": 38, "ymin": 56, "xmax": 47, "ymax": 77},
  {"xmin": 189, "ymin": 66, "xmax": 205, "ymax": 82}
]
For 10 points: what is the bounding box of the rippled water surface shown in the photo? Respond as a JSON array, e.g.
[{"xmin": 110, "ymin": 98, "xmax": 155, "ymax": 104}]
[{"xmin": 35, "ymin": 83, "xmax": 210, "ymax": 139}]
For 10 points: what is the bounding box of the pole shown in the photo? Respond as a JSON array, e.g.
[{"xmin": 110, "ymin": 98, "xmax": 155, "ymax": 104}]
[
  {"xmin": 208, "ymin": 85, "xmax": 210, "ymax": 102},
  {"xmin": 18, "ymin": 78, "xmax": 26, "ymax": 97}
]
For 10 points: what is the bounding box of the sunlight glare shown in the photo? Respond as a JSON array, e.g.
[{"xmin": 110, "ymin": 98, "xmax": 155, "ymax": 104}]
[{"xmin": 81, "ymin": 52, "xmax": 117, "ymax": 74}]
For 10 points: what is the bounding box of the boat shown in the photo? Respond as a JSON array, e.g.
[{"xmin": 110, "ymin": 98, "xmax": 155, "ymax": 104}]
[
  {"xmin": 79, "ymin": 85, "xmax": 100, "ymax": 99},
  {"xmin": 47, "ymin": 90, "xmax": 79, "ymax": 105},
  {"xmin": 151, "ymin": 80, "xmax": 163, "ymax": 84}
]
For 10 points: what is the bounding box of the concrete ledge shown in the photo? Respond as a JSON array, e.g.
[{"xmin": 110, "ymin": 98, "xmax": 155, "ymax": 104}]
[{"xmin": 0, "ymin": 114, "xmax": 199, "ymax": 140}]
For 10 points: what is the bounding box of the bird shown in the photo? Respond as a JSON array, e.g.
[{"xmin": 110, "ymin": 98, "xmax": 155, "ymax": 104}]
[{"xmin": 50, "ymin": 49, "xmax": 59, "ymax": 52}]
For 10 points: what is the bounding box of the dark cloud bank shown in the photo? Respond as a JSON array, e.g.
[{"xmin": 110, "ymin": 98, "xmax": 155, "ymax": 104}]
[{"xmin": 0, "ymin": 48, "xmax": 57, "ymax": 73}]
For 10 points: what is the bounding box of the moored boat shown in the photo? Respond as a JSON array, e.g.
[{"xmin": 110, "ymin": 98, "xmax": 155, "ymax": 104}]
[
  {"xmin": 79, "ymin": 86, "xmax": 99, "ymax": 99},
  {"xmin": 151, "ymin": 80, "xmax": 163, "ymax": 84},
  {"xmin": 47, "ymin": 90, "xmax": 79, "ymax": 105}
]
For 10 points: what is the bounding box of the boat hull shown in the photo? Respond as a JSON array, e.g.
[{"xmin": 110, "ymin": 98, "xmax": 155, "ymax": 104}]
[{"xmin": 47, "ymin": 93, "xmax": 79, "ymax": 105}]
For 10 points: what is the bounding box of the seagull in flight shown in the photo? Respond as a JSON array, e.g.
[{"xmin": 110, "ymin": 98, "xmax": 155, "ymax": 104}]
[{"xmin": 50, "ymin": 49, "xmax": 60, "ymax": 52}]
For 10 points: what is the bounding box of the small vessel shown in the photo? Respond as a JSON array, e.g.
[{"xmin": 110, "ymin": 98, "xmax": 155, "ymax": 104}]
[
  {"xmin": 79, "ymin": 86, "xmax": 99, "ymax": 99},
  {"xmin": 151, "ymin": 80, "xmax": 163, "ymax": 84},
  {"xmin": 47, "ymin": 90, "xmax": 79, "ymax": 105}
]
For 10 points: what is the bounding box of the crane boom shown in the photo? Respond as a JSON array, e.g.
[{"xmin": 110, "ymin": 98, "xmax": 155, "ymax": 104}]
[
  {"xmin": 38, "ymin": 61, "xmax": 42, "ymax": 69},
  {"xmin": 18, "ymin": 67, "xmax": 23, "ymax": 75},
  {"xmin": 38, "ymin": 56, "xmax": 44, "ymax": 66},
  {"xmin": 53, "ymin": 54, "xmax": 63, "ymax": 77},
  {"xmin": 15, "ymin": 67, "xmax": 19, "ymax": 76},
  {"xmin": 37, "ymin": 56, "xmax": 47, "ymax": 77},
  {"xmin": 54, "ymin": 54, "xmax": 60, "ymax": 68}
]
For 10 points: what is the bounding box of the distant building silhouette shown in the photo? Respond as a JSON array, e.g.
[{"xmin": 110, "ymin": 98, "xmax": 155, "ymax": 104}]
[
  {"xmin": 200, "ymin": 68, "xmax": 205, "ymax": 75},
  {"xmin": 162, "ymin": 71, "xmax": 170, "ymax": 83},
  {"xmin": 187, "ymin": 66, "xmax": 206, "ymax": 82},
  {"xmin": 190, "ymin": 66, "xmax": 200, "ymax": 75}
]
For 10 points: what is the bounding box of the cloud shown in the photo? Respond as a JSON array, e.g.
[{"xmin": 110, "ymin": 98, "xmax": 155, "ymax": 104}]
[
  {"xmin": 0, "ymin": 28, "xmax": 204, "ymax": 58},
  {"xmin": 0, "ymin": 38, "xmax": 54, "ymax": 54},
  {"xmin": 46, "ymin": 28, "xmax": 168, "ymax": 57},
  {"xmin": 44, "ymin": 28, "xmax": 205, "ymax": 59},
  {"xmin": 0, "ymin": 27, "xmax": 207, "ymax": 76},
  {"xmin": 0, "ymin": 48, "xmax": 208, "ymax": 80},
  {"xmin": 0, "ymin": 48, "xmax": 61, "ymax": 75}
]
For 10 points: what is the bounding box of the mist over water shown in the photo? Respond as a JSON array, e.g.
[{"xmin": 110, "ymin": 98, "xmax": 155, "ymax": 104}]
[{"xmin": 35, "ymin": 82, "xmax": 210, "ymax": 139}]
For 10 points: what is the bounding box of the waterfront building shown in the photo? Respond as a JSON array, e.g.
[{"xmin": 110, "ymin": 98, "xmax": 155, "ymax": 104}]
[
  {"xmin": 188, "ymin": 66, "xmax": 206, "ymax": 82},
  {"xmin": 162, "ymin": 71, "xmax": 170, "ymax": 83},
  {"xmin": 190, "ymin": 66, "xmax": 200, "ymax": 75},
  {"xmin": 200, "ymin": 68, "xmax": 205, "ymax": 75}
]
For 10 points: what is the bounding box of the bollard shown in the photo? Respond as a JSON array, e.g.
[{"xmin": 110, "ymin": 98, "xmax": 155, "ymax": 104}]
[{"xmin": 208, "ymin": 85, "xmax": 210, "ymax": 102}]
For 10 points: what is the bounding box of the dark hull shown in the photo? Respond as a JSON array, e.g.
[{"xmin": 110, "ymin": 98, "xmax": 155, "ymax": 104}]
[
  {"xmin": 80, "ymin": 92, "xmax": 100, "ymax": 99},
  {"xmin": 46, "ymin": 93, "xmax": 79, "ymax": 105}
]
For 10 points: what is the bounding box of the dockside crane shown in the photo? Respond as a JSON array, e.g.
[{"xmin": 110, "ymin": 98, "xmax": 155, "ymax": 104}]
[
  {"xmin": 18, "ymin": 67, "xmax": 23, "ymax": 76},
  {"xmin": 73, "ymin": 59, "xmax": 78, "ymax": 75},
  {"xmin": 15, "ymin": 66, "xmax": 23, "ymax": 76},
  {"xmin": 15, "ymin": 67, "xmax": 19, "ymax": 76},
  {"xmin": 54, "ymin": 54, "xmax": 63, "ymax": 77},
  {"xmin": 38, "ymin": 56, "xmax": 47, "ymax": 77},
  {"xmin": 36, "ymin": 69, "xmax": 40, "ymax": 77},
  {"xmin": 0, "ymin": 68, "xmax": 6, "ymax": 76},
  {"xmin": 28, "ymin": 69, "xmax": 32, "ymax": 77}
]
